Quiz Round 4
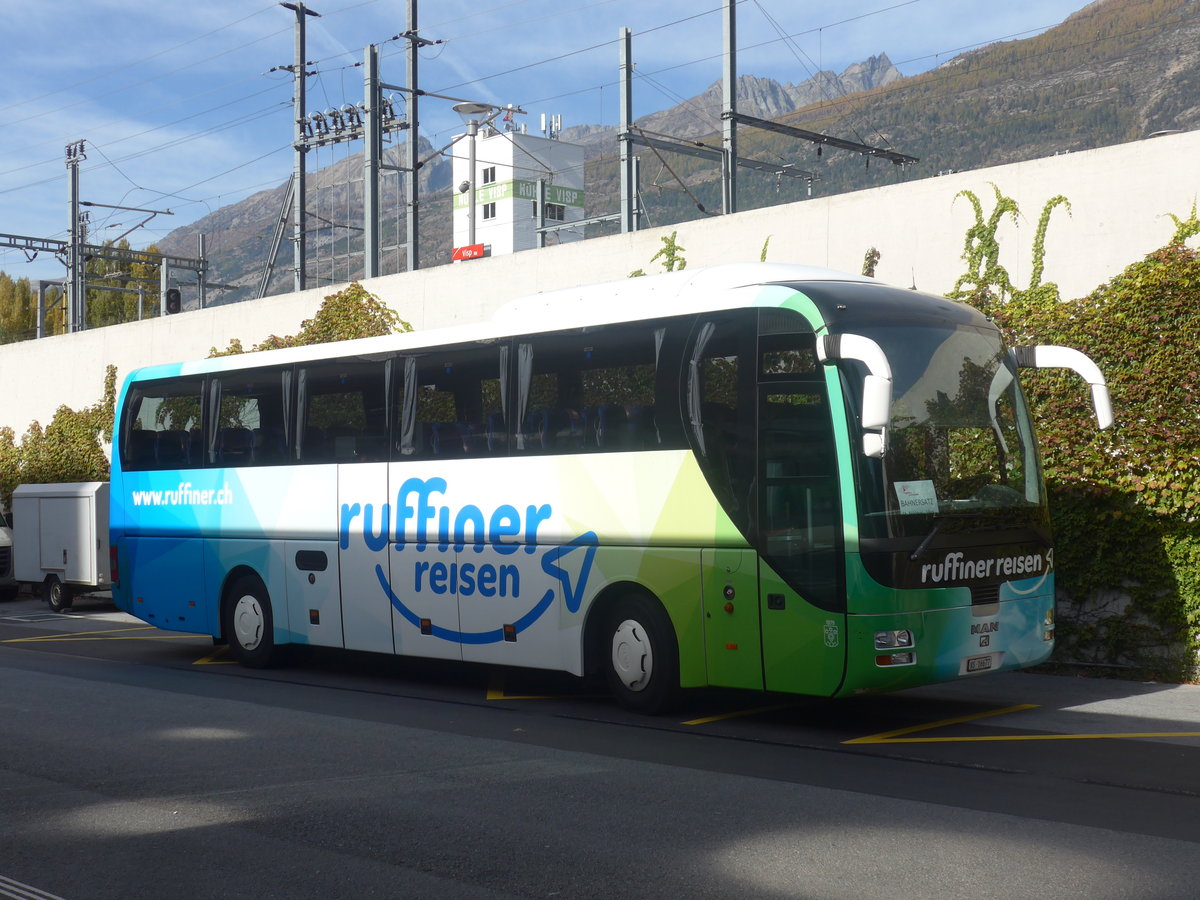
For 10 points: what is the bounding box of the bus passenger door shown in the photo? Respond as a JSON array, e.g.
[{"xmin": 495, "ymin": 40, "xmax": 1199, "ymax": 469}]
[
  {"xmin": 701, "ymin": 547, "xmax": 764, "ymax": 690},
  {"xmin": 339, "ymin": 463, "xmax": 395, "ymax": 654},
  {"xmin": 757, "ymin": 382, "xmax": 847, "ymax": 696}
]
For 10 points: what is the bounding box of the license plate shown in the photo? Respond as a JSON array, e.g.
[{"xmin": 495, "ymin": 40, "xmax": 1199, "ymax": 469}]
[{"xmin": 965, "ymin": 655, "xmax": 993, "ymax": 673}]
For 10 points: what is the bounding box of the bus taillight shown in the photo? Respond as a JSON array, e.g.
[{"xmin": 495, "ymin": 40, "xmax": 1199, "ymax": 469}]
[{"xmin": 109, "ymin": 545, "xmax": 119, "ymax": 587}]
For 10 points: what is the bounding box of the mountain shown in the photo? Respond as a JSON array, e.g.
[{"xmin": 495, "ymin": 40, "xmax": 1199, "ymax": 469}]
[
  {"xmin": 559, "ymin": 54, "xmax": 904, "ymax": 153},
  {"xmin": 157, "ymin": 0, "xmax": 1200, "ymax": 304}
]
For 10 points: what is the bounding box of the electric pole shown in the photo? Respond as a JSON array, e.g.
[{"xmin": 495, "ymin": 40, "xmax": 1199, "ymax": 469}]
[
  {"xmin": 66, "ymin": 140, "xmax": 86, "ymax": 332},
  {"xmin": 282, "ymin": 2, "xmax": 320, "ymax": 293}
]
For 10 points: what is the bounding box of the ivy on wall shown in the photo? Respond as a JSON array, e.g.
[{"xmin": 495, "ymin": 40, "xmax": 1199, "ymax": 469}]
[
  {"xmin": 629, "ymin": 231, "xmax": 688, "ymax": 277},
  {"xmin": 958, "ymin": 189, "xmax": 1200, "ymax": 678}
]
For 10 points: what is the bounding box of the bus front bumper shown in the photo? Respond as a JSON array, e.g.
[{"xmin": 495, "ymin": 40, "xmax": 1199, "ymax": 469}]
[{"xmin": 838, "ymin": 593, "xmax": 1056, "ymax": 696}]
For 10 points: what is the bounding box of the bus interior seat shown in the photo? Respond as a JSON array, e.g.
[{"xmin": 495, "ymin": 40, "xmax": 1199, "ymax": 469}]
[
  {"xmin": 430, "ymin": 422, "xmax": 466, "ymax": 456},
  {"xmin": 217, "ymin": 427, "xmax": 254, "ymax": 465},
  {"xmin": 357, "ymin": 431, "xmax": 387, "ymax": 461},
  {"xmin": 589, "ymin": 404, "xmax": 629, "ymax": 449},
  {"xmin": 127, "ymin": 429, "xmax": 156, "ymax": 468},
  {"xmin": 189, "ymin": 428, "xmax": 204, "ymax": 465},
  {"xmin": 521, "ymin": 408, "xmax": 583, "ymax": 452},
  {"xmin": 155, "ymin": 430, "xmax": 190, "ymax": 467},
  {"xmin": 301, "ymin": 426, "xmax": 326, "ymax": 462},
  {"xmin": 627, "ymin": 404, "xmax": 658, "ymax": 448},
  {"xmin": 253, "ymin": 427, "xmax": 286, "ymax": 464},
  {"xmin": 460, "ymin": 422, "xmax": 490, "ymax": 455},
  {"xmin": 521, "ymin": 411, "xmax": 545, "ymax": 450},
  {"xmin": 485, "ymin": 412, "xmax": 507, "ymax": 453},
  {"xmin": 327, "ymin": 425, "xmax": 359, "ymax": 461}
]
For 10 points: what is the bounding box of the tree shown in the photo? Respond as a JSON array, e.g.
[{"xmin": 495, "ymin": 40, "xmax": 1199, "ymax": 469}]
[
  {"xmin": 210, "ymin": 281, "xmax": 411, "ymax": 356},
  {"xmin": 0, "ymin": 273, "xmax": 38, "ymax": 343},
  {"xmin": 84, "ymin": 239, "xmax": 162, "ymax": 327},
  {"xmin": 0, "ymin": 366, "xmax": 116, "ymax": 511}
]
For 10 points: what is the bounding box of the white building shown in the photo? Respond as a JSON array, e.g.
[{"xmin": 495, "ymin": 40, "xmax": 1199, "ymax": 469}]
[{"xmin": 452, "ymin": 125, "xmax": 586, "ymax": 258}]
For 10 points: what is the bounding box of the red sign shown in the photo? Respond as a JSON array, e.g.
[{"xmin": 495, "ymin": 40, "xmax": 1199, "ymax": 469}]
[{"xmin": 452, "ymin": 244, "xmax": 486, "ymax": 261}]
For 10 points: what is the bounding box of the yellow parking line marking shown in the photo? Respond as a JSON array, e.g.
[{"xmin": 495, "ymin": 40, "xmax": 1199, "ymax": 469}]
[
  {"xmin": 682, "ymin": 704, "xmax": 794, "ymax": 726},
  {"xmin": 486, "ymin": 672, "xmax": 560, "ymax": 700},
  {"xmin": 845, "ymin": 704, "xmax": 1039, "ymax": 744},
  {"xmin": 3, "ymin": 626, "xmax": 203, "ymax": 643},
  {"xmin": 846, "ymin": 703, "xmax": 1200, "ymax": 744},
  {"xmin": 485, "ymin": 673, "xmax": 603, "ymax": 701},
  {"xmin": 193, "ymin": 646, "xmax": 238, "ymax": 665},
  {"xmin": 856, "ymin": 730, "xmax": 1200, "ymax": 744}
]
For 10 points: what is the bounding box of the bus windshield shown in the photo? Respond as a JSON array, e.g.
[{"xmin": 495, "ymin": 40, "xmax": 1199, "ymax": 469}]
[{"xmin": 847, "ymin": 320, "xmax": 1045, "ymax": 540}]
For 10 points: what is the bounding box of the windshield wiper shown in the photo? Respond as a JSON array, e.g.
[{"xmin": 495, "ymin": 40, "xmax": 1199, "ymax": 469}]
[{"xmin": 909, "ymin": 515, "xmax": 947, "ymax": 562}]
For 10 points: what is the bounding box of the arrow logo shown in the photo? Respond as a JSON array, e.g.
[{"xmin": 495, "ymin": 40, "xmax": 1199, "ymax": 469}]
[{"xmin": 540, "ymin": 531, "xmax": 599, "ymax": 614}]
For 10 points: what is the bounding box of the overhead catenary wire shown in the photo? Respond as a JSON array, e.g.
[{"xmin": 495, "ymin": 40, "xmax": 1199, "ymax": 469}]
[{"xmin": 1, "ymin": 0, "xmax": 1143, "ymax": 283}]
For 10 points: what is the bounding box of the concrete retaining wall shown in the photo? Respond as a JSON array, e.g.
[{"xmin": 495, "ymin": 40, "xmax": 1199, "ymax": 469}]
[{"xmin": 3, "ymin": 130, "xmax": 1197, "ymax": 434}]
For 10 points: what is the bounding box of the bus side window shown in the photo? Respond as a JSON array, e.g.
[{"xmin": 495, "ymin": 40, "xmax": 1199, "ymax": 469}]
[
  {"xmin": 119, "ymin": 378, "xmax": 205, "ymax": 471},
  {"xmin": 688, "ymin": 313, "xmax": 756, "ymax": 534},
  {"xmin": 401, "ymin": 344, "xmax": 508, "ymax": 461},
  {"xmin": 212, "ymin": 368, "xmax": 290, "ymax": 467},
  {"xmin": 298, "ymin": 360, "xmax": 387, "ymax": 464},
  {"xmin": 518, "ymin": 320, "xmax": 683, "ymax": 455}
]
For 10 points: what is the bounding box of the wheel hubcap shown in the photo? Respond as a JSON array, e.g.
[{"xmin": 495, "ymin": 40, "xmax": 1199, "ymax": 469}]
[
  {"xmin": 611, "ymin": 618, "xmax": 653, "ymax": 692},
  {"xmin": 232, "ymin": 595, "xmax": 264, "ymax": 651}
]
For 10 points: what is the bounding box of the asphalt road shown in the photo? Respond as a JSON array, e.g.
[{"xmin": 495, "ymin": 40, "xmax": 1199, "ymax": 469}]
[{"xmin": 2, "ymin": 593, "xmax": 1199, "ymax": 899}]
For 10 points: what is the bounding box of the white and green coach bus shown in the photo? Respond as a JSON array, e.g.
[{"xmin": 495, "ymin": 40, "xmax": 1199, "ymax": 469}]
[{"xmin": 109, "ymin": 264, "xmax": 1112, "ymax": 712}]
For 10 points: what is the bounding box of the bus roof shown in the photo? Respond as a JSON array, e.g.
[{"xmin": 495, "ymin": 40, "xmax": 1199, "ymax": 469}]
[
  {"xmin": 127, "ymin": 263, "xmax": 881, "ymax": 382},
  {"xmin": 491, "ymin": 263, "xmax": 875, "ymax": 331}
]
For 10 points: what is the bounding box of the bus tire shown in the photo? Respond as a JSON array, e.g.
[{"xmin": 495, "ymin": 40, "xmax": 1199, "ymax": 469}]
[
  {"xmin": 603, "ymin": 594, "xmax": 679, "ymax": 714},
  {"xmin": 45, "ymin": 576, "xmax": 73, "ymax": 613},
  {"xmin": 224, "ymin": 576, "xmax": 284, "ymax": 668}
]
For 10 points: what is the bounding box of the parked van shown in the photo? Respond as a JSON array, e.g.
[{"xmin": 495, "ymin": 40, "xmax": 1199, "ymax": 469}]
[{"xmin": 0, "ymin": 510, "xmax": 16, "ymax": 601}]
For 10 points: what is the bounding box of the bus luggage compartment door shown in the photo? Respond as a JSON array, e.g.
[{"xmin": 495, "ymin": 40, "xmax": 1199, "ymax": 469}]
[
  {"xmin": 286, "ymin": 541, "xmax": 343, "ymax": 648},
  {"xmin": 701, "ymin": 548, "xmax": 764, "ymax": 690}
]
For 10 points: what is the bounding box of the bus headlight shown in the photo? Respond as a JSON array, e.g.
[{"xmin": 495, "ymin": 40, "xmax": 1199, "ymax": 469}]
[
  {"xmin": 876, "ymin": 652, "xmax": 916, "ymax": 667},
  {"xmin": 874, "ymin": 629, "xmax": 914, "ymax": 650}
]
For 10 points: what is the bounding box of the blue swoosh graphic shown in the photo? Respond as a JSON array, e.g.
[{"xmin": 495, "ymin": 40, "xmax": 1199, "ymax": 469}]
[{"xmin": 374, "ymin": 531, "xmax": 597, "ymax": 644}]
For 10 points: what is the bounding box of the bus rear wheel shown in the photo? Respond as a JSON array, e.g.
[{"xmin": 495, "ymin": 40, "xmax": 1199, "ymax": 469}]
[
  {"xmin": 603, "ymin": 595, "xmax": 679, "ymax": 714},
  {"xmin": 223, "ymin": 576, "xmax": 284, "ymax": 668}
]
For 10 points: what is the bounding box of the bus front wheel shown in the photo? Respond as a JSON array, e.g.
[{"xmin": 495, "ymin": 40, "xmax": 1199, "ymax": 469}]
[
  {"xmin": 603, "ymin": 595, "xmax": 679, "ymax": 714},
  {"xmin": 224, "ymin": 576, "xmax": 284, "ymax": 668}
]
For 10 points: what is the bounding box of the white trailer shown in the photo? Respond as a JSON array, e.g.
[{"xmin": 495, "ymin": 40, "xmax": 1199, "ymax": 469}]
[{"xmin": 13, "ymin": 482, "xmax": 111, "ymax": 613}]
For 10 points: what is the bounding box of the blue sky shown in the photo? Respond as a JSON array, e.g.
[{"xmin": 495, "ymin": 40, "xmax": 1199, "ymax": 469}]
[{"xmin": 0, "ymin": 0, "xmax": 1093, "ymax": 283}]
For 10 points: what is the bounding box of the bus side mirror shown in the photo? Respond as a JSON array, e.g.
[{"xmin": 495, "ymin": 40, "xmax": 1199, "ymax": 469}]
[
  {"xmin": 861, "ymin": 374, "xmax": 891, "ymax": 431},
  {"xmin": 1011, "ymin": 345, "xmax": 1114, "ymax": 429},
  {"xmin": 819, "ymin": 333, "xmax": 893, "ymax": 458}
]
